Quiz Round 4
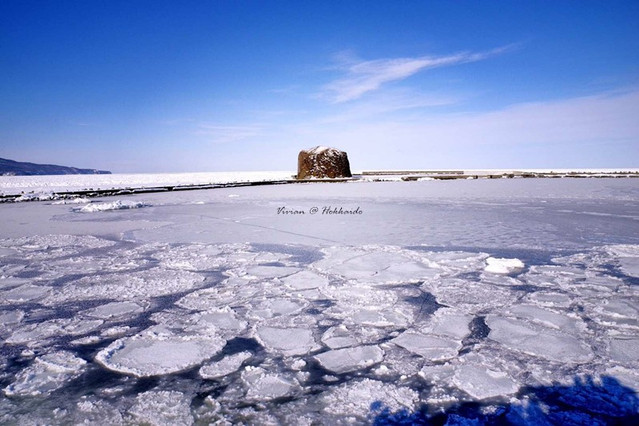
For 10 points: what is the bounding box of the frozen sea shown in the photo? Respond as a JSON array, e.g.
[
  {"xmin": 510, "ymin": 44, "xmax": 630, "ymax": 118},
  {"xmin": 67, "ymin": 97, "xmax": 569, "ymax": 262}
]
[{"xmin": 1, "ymin": 178, "xmax": 639, "ymax": 424}]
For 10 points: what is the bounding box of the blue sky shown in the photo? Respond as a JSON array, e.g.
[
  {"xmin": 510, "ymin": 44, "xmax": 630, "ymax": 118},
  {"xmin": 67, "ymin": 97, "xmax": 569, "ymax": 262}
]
[{"xmin": 1, "ymin": 1, "xmax": 638, "ymax": 173}]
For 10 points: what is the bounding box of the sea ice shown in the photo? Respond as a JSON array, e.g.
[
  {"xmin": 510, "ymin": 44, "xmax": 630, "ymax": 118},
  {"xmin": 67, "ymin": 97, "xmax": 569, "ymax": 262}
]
[
  {"xmin": 82, "ymin": 301, "xmax": 144, "ymax": 319},
  {"xmin": 452, "ymin": 363, "xmax": 519, "ymax": 400},
  {"xmin": 605, "ymin": 244, "xmax": 639, "ymax": 277},
  {"xmin": 126, "ymin": 390, "xmax": 194, "ymax": 425},
  {"xmin": 256, "ymin": 326, "xmax": 316, "ymax": 356},
  {"xmin": 505, "ymin": 304, "xmax": 585, "ymax": 334},
  {"xmin": 281, "ymin": 270, "xmax": 329, "ymax": 290},
  {"xmin": 319, "ymin": 379, "xmax": 418, "ymax": 418},
  {"xmin": 95, "ymin": 326, "xmax": 226, "ymax": 377},
  {"xmin": 0, "ymin": 310, "xmax": 24, "ymax": 326},
  {"xmin": 486, "ymin": 316, "xmax": 593, "ymax": 363},
  {"xmin": 314, "ymin": 345, "xmax": 384, "ymax": 374},
  {"xmin": 321, "ymin": 285, "xmax": 398, "ymax": 308},
  {"xmin": 424, "ymin": 309, "xmax": 472, "ymax": 340},
  {"xmin": 349, "ymin": 308, "xmax": 411, "ymax": 328},
  {"xmin": 608, "ymin": 338, "xmax": 639, "ymax": 365},
  {"xmin": 155, "ymin": 244, "xmax": 224, "ymax": 271},
  {"xmin": 525, "ymin": 291, "xmax": 573, "ymax": 308},
  {"xmin": 314, "ymin": 248, "xmax": 436, "ymax": 284},
  {"xmin": 241, "ymin": 366, "xmax": 299, "ymax": 401},
  {"xmin": 1, "ymin": 179, "xmax": 638, "ymax": 422},
  {"xmin": 247, "ymin": 298, "xmax": 307, "ymax": 320},
  {"xmin": 1, "ymin": 284, "xmax": 49, "ymax": 303},
  {"xmin": 176, "ymin": 281, "xmax": 258, "ymax": 311},
  {"xmin": 51, "ymin": 197, "xmax": 91, "ymax": 205},
  {"xmin": 245, "ymin": 265, "xmax": 300, "ymax": 279},
  {"xmin": 42, "ymin": 268, "xmax": 205, "ymax": 305},
  {"xmin": 428, "ymin": 278, "xmax": 517, "ymax": 314},
  {"xmin": 73, "ymin": 200, "xmax": 149, "ymax": 213},
  {"xmin": 195, "ymin": 308, "xmax": 247, "ymax": 340},
  {"xmin": 7, "ymin": 318, "xmax": 104, "ymax": 347},
  {"xmin": 4, "ymin": 351, "xmax": 87, "ymax": 397},
  {"xmin": 485, "ymin": 257, "xmax": 525, "ymax": 275},
  {"xmin": 199, "ymin": 351, "xmax": 252, "ymax": 379},
  {"xmin": 321, "ymin": 325, "xmax": 360, "ymax": 349},
  {"xmin": 391, "ymin": 331, "xmax": 461, "ymax": 361}
]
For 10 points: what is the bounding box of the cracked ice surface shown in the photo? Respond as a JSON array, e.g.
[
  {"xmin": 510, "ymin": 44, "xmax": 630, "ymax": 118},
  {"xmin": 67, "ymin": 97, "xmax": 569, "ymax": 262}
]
[{"xmin": 0, "ymin": 179, "xmax": 638, "ymax": 424}]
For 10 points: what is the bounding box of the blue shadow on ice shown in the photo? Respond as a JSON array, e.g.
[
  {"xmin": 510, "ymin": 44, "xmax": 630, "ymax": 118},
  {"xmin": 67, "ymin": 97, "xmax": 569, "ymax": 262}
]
[{"xmin": 370, "ymin": 376, "xmax": 639, "ymax": 425}]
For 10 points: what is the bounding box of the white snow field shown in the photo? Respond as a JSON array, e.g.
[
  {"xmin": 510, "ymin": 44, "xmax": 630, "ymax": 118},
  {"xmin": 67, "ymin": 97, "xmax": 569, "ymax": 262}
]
[
  {"xmin": 1, "ymin": 178, "xmax": 639, "ymax": 424},
  {"xmin": 0, "ymin": 171, "xmax": 294, "ymax": 197}
]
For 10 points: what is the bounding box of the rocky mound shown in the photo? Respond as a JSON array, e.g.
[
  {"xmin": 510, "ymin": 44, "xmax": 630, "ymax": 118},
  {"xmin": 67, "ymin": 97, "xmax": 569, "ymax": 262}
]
[{"xmin": 297, "ymin": 146, "xmax": 352, "ymax": 179}]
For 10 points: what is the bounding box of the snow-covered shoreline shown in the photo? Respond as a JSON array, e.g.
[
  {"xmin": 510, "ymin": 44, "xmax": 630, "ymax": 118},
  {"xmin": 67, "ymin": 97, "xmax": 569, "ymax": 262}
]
[
  {"xmin": 1, "ymin": 169, "xmax": 638, "ymax": 201},
  {"xmin": 0, "ymin": 171, "xmax": 295, "ymax": 196}
]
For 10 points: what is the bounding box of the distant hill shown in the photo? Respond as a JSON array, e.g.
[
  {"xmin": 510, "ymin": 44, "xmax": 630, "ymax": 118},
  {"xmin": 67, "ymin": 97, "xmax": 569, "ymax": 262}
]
[{"xmin": 0, "ymin": 158, "xmax": 111, "ymax": 176}]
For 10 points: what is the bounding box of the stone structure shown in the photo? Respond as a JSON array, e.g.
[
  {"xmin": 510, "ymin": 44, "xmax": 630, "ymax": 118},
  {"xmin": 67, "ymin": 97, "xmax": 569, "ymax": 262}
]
[{"xmin": 297, "ymin": 146, "xmax": 352, "ymax": 179}]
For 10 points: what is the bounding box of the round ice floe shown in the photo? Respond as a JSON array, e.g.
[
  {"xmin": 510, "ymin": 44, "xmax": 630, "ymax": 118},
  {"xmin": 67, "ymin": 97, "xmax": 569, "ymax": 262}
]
[
  {"xmin": 0, "ymin": 246, "xmax": 18, "ymax": 256},
  {"xmin": 7, "ymin": 318, "xmax": 104, "ymax": 347},
  {"xmin": 247, "ymin": 298, "xmax": 307, "ymax": 320},
  {"xmin": 506, "ymin": 304, "xmax": 585, "ymax": 334},
  {"xmin": 315, "ymin": 249, "xmax": 435, "ymax": 284},
  {"xmin": 605, "ymin": 244, "xmax": 639, "ymax": 278},
  {"xmin": 196, "ymin": 307, "xmax": 247, "ymax": 333},
  {"xmin": 241, "ymin": 366, "xmax": 299, "ymax": 401},
  {"xmin": 608, "ymin": 338, "xmax": 639, "ymax": 365},
  {"xmin": 347, "ymin": 308, "xmax": 412, "ymax": 328},
  {"xmin": 314, "ymin": 345, "xmax": 383, "ymax": 374},
  {"xmin": 155, "ymin": 244, "xmax": 224, "ymax": 271},
  {"xmin": 429, "ymin": 278, "xmax": 517, "ymax": 314},
  {"xmin": 424, "ymin": 309, "xmax": 472, "ymax": 340},
  {"xmin": 0, "ymin": 310, "xmax": 24, "ymax": 325},
  {"xmin": 319, "ymin": 379, "xmax": 418, "ymax": 418},
  {"xmin": 82, "ymin": 301, "xmax": 144, "ymax": 319},
  {"xmin": 484, "ymin": 257, "xmax": 525, "ymax": 275},
  {"xmin": 525, "ymin": 292, "xmax": 573, "ymax": 308},
  {"xmin": 2, "ymin": 284, "xmax": 49, "ymax": 303},
  {"xmin": 199, "ymin": 351, "xmax": 252, "ymax": 379},
  {"xmin": 322, "ymin": 285, "xmax": 398, "ymax": 307},
  {"xmin": 96, "ymin": 328, "xmax": 225, "ymax": 377},
  {"xmin": 391, "ymin": 331, "xmax": 461, "ymax": 361},
  {"xmin": 256, "ymin": 326, "xmax": 316, "ymax": 356},
  {"xmin": 281, "ymin": 270, "xmax": 329, "ymax": 290},
  {"xmin": 42, "ymin": 268, "xmax": 205, "ymax": 305},
  {"xmin": 245, "ymin": 265, "xmax": 300, "ymax": 279},
  {"xmin": 126, "ymin": 390, "xmax": 194, "ymax": 425},
  {"xmin": 452, "ymin": 364, "xmax": 519, "ymax": 400},
  {"xmin": 486, "ymin": 316, "xmax": 593, "ymax": 363},
  {"xmin": 176, "ymin": 282, "xmax": 257, "ymax": 310},
  {"xmin": 4, "ymin": 351, "xmax": 87, "ymax": 397},
  {"xmin": 594, "ymin": 299, "xmax": 639, "ymax": 319},
  {"xmin": 0, "ymin": 275, "xmax": 28, "ymax": 290},
  {"xmin": 321, "ymin": 326, "xmax": 359, "ymax": 349}
]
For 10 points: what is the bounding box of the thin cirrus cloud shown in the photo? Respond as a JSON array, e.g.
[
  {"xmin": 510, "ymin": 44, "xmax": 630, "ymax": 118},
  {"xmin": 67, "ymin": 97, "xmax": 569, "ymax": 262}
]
[{"xmin": 323, "ymin": 46, "xmax": 513, "ymax": 103}]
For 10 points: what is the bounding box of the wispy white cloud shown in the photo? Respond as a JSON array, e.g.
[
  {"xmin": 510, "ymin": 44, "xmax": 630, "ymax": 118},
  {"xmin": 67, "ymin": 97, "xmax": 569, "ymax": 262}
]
[
  {"xmin": 322, "ymin": 46, "xmax": 513, "ymax": 103},
  {"xmin": 304, "ymin": 87, "xmax": 639, "ymax": 168}
]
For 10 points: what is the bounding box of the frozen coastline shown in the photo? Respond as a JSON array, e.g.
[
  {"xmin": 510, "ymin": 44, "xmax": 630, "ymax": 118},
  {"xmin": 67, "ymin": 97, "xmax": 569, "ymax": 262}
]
[
  {"xmin": 1, "ymin": 169, "xmax": 638, "ymax": 202},
  {"xmin": 0, "ymin": 178, "xmax": 638, "ymax": 424}
]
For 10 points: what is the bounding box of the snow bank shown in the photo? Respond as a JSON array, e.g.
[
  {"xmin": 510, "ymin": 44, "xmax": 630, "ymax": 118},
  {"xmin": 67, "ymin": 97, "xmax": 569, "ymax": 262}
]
[
  {"xmin": 485, "ymin": 257, "xmax": 525, "ymax": 274},
  {"xmin": 73, "ymin": 200, "xmax": 150, "ymax": 212}
]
